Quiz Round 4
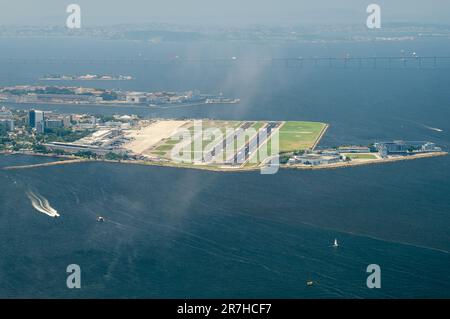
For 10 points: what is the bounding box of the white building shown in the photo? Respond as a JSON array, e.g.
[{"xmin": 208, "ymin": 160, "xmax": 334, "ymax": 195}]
[
  {"xmin": 288, "ymin": 153, "xmax": 341, "ymax": 166},
  {"xmin": 126, "ymin": 92, "xmax": 147, "ymax": 104}
]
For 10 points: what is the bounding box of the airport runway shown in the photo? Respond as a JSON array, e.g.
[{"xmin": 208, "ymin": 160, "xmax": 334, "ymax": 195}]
[{"xmin": 232, "ymin": 121, "xmax": 281, "ymax": 166}]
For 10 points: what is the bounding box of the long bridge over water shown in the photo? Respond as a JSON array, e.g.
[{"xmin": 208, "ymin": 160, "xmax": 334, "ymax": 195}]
[{"xmin": 1, "ymin": 56, "xmax": 450, "ymax": 69}]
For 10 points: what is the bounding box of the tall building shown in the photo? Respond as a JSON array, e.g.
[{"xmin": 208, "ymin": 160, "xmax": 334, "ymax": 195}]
[
  {"xmin": 29, "ymin": 110, "xmax": 45, "ymax": 133},
  {"xmin": 0, "ymin": 119, "xmax": 14, "ymax": 132},
  {"xmin": 0, "ymin": 107, "xmax": 14, "ymax": 132},
  {"xmin": 63, "ymin": 116, "xmax": 71, "ymax": 128}
]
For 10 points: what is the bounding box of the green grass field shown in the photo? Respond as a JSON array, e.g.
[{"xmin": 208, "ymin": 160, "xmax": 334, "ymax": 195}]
[
  {"xmin": 278, "ymin": 121, "xmax": 327, "ymax": 153},
  {"xmin": 345, "ymin": 153, "xmax": 377, "ymax": 160}
]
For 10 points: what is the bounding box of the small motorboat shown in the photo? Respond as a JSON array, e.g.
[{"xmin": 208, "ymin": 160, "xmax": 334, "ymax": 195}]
[
  {"xmin": 97, "ymin": 216, "xmax": 105, "ymax": 222},
  {"xmin": 306, "ymin": 281, "xmax": 314, "ymax": 287}
]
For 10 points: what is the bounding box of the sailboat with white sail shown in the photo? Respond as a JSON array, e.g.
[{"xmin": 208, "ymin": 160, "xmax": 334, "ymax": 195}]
[{"xmin": 332, "ymin": 238, "xmax": 339, "ymax": 247}]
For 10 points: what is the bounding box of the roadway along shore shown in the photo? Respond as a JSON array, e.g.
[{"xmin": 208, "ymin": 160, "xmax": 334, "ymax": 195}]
[{"xmin": 1, "ymin": 151, "xmax": 447, "ymax": 172}]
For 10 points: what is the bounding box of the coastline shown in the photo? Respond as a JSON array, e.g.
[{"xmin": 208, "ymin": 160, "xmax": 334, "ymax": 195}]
[
  {"xmin": 311, "ymin": 123, "xmax": 329, "ymax": 150},
  {"xmin": 1, "ymin": 150, "xmax": 447, "ymax": 172},
  {"xmin": 286, "ymin": 151, "xmax": 449, "ymax": 170},
  {"xmin": 0, "ymin": 100, "xmax": 209, "ymax": 109}
]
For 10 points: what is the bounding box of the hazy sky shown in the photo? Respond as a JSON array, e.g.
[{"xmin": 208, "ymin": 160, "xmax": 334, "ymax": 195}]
[{"xmin": 1, "ymin": 0, "xmax": 450, "ymax": 26}]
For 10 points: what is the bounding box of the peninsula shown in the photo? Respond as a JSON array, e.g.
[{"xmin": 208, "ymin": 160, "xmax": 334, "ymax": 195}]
[{"xmin": 0, "ymin": 107, "xmax": 446, "ymax": 172}]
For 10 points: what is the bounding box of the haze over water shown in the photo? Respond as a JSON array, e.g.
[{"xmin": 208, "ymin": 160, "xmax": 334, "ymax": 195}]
[{"xmin": 0, "ymin": 37, "xmax": 449, "ymax": 298}]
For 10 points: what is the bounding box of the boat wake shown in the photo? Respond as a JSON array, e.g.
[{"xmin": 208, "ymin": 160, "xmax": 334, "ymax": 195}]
[
  {"xmin": 26, "ymin": 191, "xmax": 60, "ymax": 218},
  {"xmin": 392, "ymin": 117, "xmax": 444, "ymax": 132},
  {"xmin": 422, "ymin": 125, "xmax": 443, "ymax": 132}
]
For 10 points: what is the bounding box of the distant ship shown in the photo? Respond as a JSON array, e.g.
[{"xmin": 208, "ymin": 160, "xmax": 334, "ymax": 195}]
[{"xmin": 333, "ymin": 238, "xmax": 339, "ymax": 247}]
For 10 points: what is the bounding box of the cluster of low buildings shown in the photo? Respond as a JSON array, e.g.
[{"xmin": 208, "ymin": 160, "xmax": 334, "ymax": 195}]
[
  {"xmin": 43, "ymin": 129, "xmax": 128, "ymax": 156},
  {"xmin": 288, "ymin": 141, "xmax": 443, "ymax": 166},
  {"xmin": 28, "ymin": 110, "xmax": 71, "ymax": 133},
  {"xmin": 0, "ymin": 86, "xmax": 107, "ymax": 104},
  {"xmin": 0, "ymin": 106, "xmax": 140, "ymax": 156},
  {"xmin": 27, "ymin": 109, "xmax": 139, "ymax": 135},
  {"xmin": 0, "ymin": 85, "xmax": 237, "ymax": 107},
  {"xmin": 42, "ymin": 114, "xmax": 138, "ymax": 156},
  {"xmin": 125, "ymin": 90, "xmax": 205, "ymax": 105},
  {"xmin": 374, "ymin": 141, "xmax": 441, "ymax": 157},
  {"xmin": 288, "ymin": 149, "xmax": 342, "ymax": 166}
]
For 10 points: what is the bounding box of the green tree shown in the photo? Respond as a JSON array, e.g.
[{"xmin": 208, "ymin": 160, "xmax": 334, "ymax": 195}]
[
  {"xmin": 33, "ymin": 144, "xmax": 49, "ymax": 154},
  {"xmin": 75, "ymin": 151, "xmax": 97, "ymax": 159},
  {"xmin": 105, "ymin": 152, "xmax": 128, "ymax": 161}
]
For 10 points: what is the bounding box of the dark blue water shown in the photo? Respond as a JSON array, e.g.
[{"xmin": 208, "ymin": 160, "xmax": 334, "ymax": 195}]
[{"xmin": 0, "ymin": 38, "xmax": 449, "ymax": 298}]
